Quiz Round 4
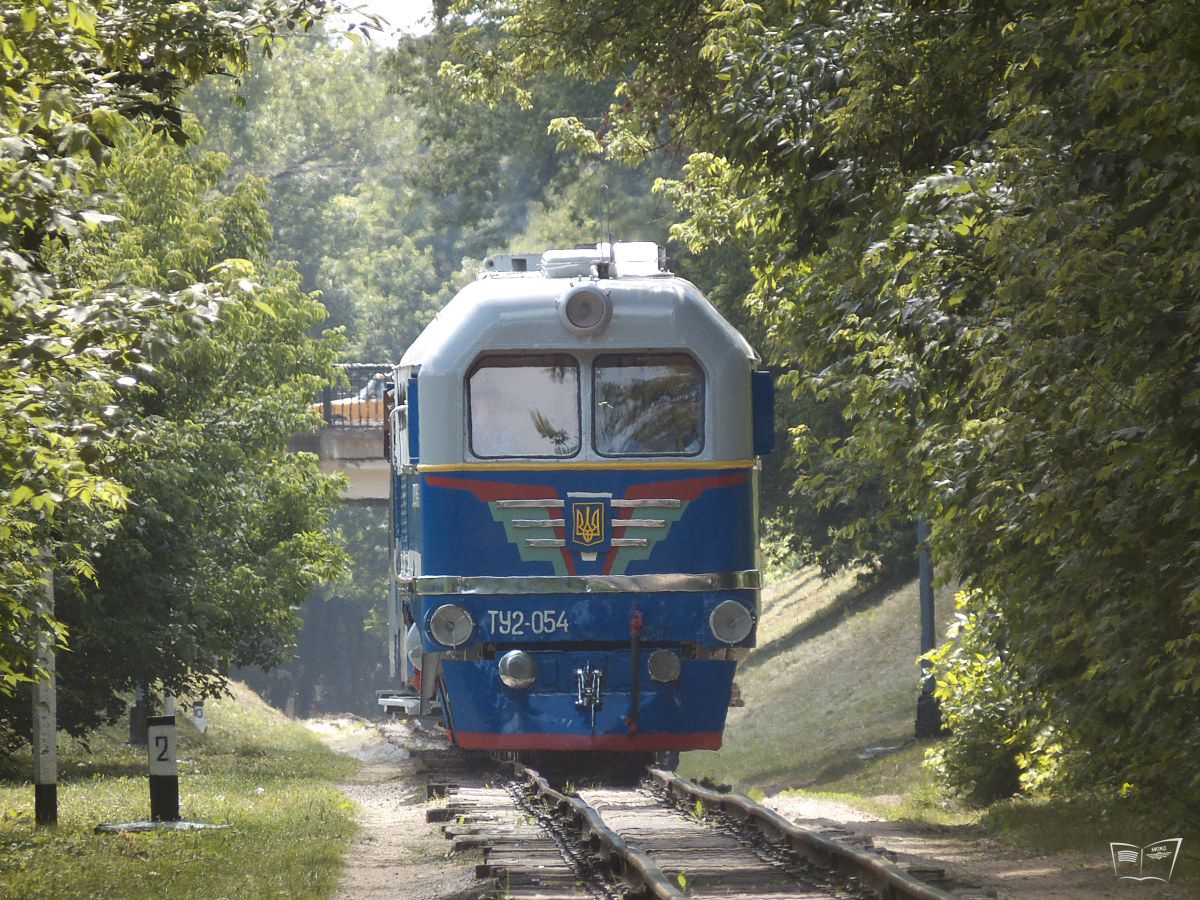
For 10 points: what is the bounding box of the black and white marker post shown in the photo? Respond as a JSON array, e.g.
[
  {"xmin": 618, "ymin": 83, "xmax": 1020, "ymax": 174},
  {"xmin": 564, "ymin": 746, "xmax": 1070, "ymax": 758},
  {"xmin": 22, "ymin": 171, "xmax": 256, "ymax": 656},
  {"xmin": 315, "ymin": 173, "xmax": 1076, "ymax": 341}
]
[
  {"xmin": 146, "ymin": 714, "xmax": 180, "ymax": 822},
  {"xmin": 31, "ymin": 569, "xmax": 57, "ymax": 826},
  {"xmin": 97, "ymin": 695, "xmax": 227, "ymax": 835}
]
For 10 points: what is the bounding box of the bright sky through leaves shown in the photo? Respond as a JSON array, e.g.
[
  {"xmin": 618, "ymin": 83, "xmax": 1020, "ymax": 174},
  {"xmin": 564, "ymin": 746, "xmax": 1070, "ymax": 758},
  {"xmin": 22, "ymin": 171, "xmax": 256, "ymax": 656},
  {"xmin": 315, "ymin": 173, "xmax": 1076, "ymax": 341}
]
[{"xmin": 336, "ymin": 0, "xmax": 433, "ymax": 40}]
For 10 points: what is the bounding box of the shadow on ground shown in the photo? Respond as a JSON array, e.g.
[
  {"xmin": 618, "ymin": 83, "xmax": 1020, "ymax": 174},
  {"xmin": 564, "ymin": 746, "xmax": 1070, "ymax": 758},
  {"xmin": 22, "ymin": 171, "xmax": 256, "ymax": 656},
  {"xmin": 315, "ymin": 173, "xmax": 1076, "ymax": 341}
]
[
  {"xmin": 743, "ymin": 573, "xmax": 908, "ymax": 674},
  {"xmin": 748, "ymin": 734, "xmax": 918, "ymax": 795}
]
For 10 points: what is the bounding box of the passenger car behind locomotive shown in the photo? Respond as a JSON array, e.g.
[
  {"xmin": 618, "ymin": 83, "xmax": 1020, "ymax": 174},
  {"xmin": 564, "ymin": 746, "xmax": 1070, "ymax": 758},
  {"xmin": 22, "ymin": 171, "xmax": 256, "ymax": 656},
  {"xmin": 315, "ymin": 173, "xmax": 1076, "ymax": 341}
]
[{"xmin": 386, "ymin": 242, "xmax": 774, "ymax": 757}]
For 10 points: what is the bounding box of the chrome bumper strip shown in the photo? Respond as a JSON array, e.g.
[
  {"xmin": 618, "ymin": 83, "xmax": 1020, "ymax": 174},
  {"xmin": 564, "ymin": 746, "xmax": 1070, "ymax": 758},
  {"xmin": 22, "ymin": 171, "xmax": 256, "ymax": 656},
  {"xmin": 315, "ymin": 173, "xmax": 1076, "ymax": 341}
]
[
  {"xmin": 494, "ymin": 498, "xmax": 683, "ymax": 510},
  {"xmin": 398, "ymin": 570, "xmax": 762, "ymax": 595},
  {"xmin": 612, "ymin": 498, "xmax": 683, "ymax": 509}
]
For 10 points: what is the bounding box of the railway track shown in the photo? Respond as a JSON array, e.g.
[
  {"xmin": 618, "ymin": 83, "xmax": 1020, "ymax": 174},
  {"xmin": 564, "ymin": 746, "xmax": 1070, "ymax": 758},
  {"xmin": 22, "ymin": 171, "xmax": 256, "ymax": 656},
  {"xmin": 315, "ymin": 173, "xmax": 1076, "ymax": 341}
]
[{"xmin": 427, "ymin": 756, "xmax": 963, "ymax": 900}]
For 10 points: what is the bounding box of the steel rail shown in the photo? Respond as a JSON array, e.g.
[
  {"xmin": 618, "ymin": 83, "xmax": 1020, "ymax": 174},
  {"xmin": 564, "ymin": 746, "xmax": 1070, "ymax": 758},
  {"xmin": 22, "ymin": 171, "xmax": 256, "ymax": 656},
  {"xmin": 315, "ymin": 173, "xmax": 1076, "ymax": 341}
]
[
  {"xmin": 514, "ymin": 764, "xmax": 684, "ymax": 899},
  {"xmin": 647, "ymin": 768, "xmax": 957, "ymax": 900}
]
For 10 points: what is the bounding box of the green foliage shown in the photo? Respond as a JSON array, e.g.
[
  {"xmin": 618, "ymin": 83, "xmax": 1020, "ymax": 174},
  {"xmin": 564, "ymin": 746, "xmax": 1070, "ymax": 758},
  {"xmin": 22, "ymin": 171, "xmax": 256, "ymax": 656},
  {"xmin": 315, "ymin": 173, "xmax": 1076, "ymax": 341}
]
[
  {"xmin": 925, "ymin": 591, "xmax": 1063, "ymax": 806},
  {"xmin": 189, "ymin": 33, "xmax": 439, "ymax": 352},
  {"xmin": 194, "ymin": 23, "xmax": 686, "ymax": 363},
  {"xmin": 392, "ymin": 19, "xmax": 689, "ymax": 279},
  {"xmin": 0, "ymin": 127, "xmax": 348, "ymax": 743},
  {"xmin": 452, "ymin": 0, "xmax": 1200, "ymax": 804},
  {"xmin": 264, "ymin": 502, "xmax": 391, "ymax": 717},
  {"xmin": 0, "ymin": 0, "xmax": 355, "ymax": 692},
  {"xmin": 1, "ymin": 0, "xmax": 351, "ymax": 304},
  {"xmin": 325, "ymin": 504, "xmax": 390, "ymax": 629}
]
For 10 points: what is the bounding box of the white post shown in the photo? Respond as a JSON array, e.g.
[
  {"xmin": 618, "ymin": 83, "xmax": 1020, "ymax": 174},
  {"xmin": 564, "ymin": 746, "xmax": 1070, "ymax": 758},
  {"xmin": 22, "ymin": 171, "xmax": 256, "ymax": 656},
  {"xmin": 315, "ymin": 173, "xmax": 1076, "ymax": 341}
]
[
  {"xmin": 31, "ymin": 569, "xmax": 56, "ymax": 826},
  {"xmin": 192, "ymin": 700, "xmax": 207, "ymax": 734}
]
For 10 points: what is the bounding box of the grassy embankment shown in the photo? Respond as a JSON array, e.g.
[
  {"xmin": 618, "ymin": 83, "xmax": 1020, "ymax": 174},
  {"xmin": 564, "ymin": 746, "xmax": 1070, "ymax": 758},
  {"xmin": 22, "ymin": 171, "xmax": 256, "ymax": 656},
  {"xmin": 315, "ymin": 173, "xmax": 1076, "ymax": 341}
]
[
  {"xmin": 0, "ymin": 682, "xmax": 358, "ymax": 898},
  {"xmin": 681, "ymin": 567, "xmax": 958, "ymax": 820},
  {"xmin": 683, "ymin": 568, "xmax": 1200, "ymax": 874}
]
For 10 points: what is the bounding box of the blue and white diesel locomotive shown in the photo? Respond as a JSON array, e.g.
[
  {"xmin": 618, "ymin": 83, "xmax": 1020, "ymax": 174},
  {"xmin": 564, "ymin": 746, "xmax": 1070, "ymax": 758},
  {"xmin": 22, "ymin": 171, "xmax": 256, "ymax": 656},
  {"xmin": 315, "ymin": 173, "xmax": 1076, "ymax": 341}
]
[{"xmin": 387, "ymin": 242, "xmax": 774, "ymax": 755}]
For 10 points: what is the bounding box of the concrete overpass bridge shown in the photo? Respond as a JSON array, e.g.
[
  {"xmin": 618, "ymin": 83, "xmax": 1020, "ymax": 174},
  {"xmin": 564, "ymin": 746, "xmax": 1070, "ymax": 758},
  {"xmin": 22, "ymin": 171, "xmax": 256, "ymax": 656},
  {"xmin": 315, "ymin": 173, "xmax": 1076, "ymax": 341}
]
[
  {"xmin": 279, "ymin": 364, "xmax": 393, "ymax": 696},
  {"xmin": 289, "ymin": 363, "xmax": 391, "ymax": 500}
]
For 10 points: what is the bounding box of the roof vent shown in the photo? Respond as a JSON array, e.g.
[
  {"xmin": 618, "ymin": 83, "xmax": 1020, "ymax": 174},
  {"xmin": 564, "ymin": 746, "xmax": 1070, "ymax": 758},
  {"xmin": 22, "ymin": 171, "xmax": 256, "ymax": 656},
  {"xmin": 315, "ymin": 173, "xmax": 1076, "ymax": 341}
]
[
  {"xmin": 541, "ymin": 247, "xmax": 605, "ymax": 278},
  {"xmin": 611, "ymin": 241, "xmax": 661, "ymax": 277},
  {"xmin": 541, "ymin": 242, "xmax": 665, "ymax": 279}
]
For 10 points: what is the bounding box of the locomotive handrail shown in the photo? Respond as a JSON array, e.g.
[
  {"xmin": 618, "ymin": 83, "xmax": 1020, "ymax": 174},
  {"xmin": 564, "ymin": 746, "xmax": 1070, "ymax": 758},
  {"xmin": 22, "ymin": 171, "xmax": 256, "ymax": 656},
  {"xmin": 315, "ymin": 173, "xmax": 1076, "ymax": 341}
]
[{"xmin": 398, "ymin": 570, "xmax": 762, "ymax": 595}]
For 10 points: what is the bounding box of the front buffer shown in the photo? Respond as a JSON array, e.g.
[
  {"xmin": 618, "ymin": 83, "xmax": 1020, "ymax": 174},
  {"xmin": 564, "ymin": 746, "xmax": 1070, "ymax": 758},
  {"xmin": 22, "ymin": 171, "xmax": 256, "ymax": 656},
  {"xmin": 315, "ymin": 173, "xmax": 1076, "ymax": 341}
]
[{"xmin": 440, "ymin": 650, "xmax": 736, "ymax": 752}]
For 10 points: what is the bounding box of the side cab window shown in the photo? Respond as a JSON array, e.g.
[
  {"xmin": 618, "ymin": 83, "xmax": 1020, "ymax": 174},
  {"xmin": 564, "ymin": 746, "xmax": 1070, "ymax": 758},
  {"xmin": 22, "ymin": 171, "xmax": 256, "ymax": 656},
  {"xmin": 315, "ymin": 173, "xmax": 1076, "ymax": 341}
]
[{"xmin": 390, "ymin": 379, "xmax": 410, "ymax": 469}]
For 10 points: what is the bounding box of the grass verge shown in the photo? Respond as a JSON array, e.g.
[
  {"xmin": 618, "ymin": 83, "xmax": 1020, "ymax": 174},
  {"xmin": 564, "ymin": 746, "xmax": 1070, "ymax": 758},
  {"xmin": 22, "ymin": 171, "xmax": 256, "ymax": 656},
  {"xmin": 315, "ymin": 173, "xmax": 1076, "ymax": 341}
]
[
  {"xmin": 0, "ymin": 681, "xmax": 358, "ymax": 899},
  {"xmin": 777, "ymin": 741, "xmax": 977, "ymax": 827},
  {"xmin": 681, "ymin": 568, "xmax": 953, "ymax": 795},
  {"xmin": 681, "ymin": 566, "xmax": 1200, "ymax": 886}
]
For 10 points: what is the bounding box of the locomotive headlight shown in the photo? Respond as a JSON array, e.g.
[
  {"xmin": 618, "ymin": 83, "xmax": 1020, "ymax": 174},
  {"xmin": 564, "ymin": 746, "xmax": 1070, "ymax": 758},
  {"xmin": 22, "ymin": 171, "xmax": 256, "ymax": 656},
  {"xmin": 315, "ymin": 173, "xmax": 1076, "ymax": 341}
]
[
  {"xmin": 647, "ymin": 649, "xmax": 682, "ymax": 683},
  {"xmin": 709, "ymin": 600, "xmax": 754, "ymax": 644},
  {"xmin": 498, "ymin": 650, "xmax": 538, "ymax": 689},
  {"xmin": 406, "ymin": 623, "xmax": 423, "ymax": 670},
  {"xmin": 559, "ymin": 285, "xmax": 612, "ymax": 334},
  {"xmin": 429, "ymin": 603, "xmax": 474, "ymax": 648}
]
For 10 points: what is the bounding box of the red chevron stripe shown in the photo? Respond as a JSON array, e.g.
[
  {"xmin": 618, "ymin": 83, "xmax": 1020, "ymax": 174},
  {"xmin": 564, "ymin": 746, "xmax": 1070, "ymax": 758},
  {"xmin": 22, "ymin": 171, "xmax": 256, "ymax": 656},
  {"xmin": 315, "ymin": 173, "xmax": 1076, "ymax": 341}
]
[
  {"xmin": 426, "ymin": 476, "xmax": 576, "ymax": 572},
  {"xmin": 601, "ymin": 471, "xmax": 749, "ymax": 574},
  {"xmin": 424, "ymin": 475, "xmax": 556, "ymax": 501}
]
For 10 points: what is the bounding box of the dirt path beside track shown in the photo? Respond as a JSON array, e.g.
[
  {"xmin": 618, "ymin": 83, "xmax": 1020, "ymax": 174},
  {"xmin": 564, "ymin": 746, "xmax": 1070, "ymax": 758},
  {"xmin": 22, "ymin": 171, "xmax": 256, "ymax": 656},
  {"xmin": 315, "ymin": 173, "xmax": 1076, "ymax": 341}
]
[
  {"xmin": 309, "ymin": 718, "xmax": 479, "ymax": 900},
  {"xmin": 767, "ymin": 793, "xmax": 1191, "ymax": 898}
]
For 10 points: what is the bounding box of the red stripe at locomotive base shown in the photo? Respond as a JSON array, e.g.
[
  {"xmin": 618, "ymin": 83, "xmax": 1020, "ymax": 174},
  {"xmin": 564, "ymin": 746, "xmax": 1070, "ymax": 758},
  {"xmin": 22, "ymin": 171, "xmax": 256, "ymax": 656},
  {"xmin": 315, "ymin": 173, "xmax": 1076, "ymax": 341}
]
[{"xmin": 455, "ymin": 731, "xmax": 723, "ymax": 751}]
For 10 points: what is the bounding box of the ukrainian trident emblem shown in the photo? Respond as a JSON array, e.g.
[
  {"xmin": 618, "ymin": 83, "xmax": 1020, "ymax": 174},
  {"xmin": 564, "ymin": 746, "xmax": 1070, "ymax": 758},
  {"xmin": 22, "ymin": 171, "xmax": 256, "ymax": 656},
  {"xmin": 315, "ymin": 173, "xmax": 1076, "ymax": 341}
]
[
  {"xmin": 565, "ymin": 494, "xmax": 612, "ymax": 553},
  {"xmin": 574, "ymin": 503, "xmax": 605, "ymax": 546}
]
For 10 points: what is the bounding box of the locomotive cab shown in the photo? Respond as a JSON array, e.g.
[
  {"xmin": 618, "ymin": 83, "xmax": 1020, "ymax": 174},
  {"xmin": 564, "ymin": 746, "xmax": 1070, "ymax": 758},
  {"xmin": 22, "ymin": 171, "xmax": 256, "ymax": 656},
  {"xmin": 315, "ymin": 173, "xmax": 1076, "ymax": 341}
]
[{"xmin": 390, "ymin": 243, "xmax": 772, "ymax": 755}]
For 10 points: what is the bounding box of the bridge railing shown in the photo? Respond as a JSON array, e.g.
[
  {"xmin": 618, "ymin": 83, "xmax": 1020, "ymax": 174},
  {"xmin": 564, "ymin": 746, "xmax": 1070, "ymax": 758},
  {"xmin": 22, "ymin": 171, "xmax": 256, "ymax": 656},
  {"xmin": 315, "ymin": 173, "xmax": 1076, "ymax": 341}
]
[{"xmin": 318, "ymin": 363, "xmax": 392, "ymax": 427}]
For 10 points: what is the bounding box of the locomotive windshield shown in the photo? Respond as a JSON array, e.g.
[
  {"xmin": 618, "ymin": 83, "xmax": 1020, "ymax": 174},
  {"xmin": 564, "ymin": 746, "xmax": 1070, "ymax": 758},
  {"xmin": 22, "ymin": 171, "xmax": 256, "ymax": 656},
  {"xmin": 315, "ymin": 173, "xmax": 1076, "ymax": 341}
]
[
  {"xmin": 469, "ymin": 354, "xmax": 581, "ymax": 457},
  {"xmin": 593, "ymin": 353, "xmax": 704, "ymax": 456}
]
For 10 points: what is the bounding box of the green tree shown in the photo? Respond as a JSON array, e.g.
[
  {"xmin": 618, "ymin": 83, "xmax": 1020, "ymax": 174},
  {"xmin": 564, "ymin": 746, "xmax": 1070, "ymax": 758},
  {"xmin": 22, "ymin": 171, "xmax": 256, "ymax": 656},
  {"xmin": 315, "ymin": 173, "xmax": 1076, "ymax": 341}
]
[
  {"xmin": 1, "ymin": 125, "xmax": 347, "ymax": 743},
  {"xmin": 0, "ymin": 0, "xmax": 359, "ymax": 692},
  {"xmin": 445, "ymin": 0, "xmax": 1200, "ymax": 804},
  {"xmin": 190, "ymin": 34, "xmax": 418, "ymax": 338},
  {"xmin": 190, "ymin": 33, "xmax": 457, "ymax": 362},
  {"xmin": 316, "ymin": 191, "xmax": 445, "ymax": 362},
  {"xmin": 272, "ymin": 501, "xmax": 391, "ymax": 717},
  {"xmin": 391, "ymin": 20, "xmax": 686, "ymax": 271},
  {"xmin": 193, "ymin": 25, "xmax": 686, "ymax": 362}
]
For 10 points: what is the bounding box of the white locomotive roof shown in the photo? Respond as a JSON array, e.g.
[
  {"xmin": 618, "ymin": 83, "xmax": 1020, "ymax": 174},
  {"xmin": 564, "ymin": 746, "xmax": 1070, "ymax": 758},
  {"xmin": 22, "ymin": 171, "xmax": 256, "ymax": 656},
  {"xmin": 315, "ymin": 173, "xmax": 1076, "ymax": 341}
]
[
  {"xmin": 401, "ymin": 274, "xmax": 757, "ymax": 369},
  {"xmin": 398, "ymin": 250, "xmax": 760, "ymax": 463}
]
